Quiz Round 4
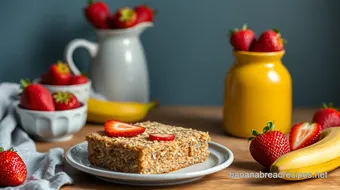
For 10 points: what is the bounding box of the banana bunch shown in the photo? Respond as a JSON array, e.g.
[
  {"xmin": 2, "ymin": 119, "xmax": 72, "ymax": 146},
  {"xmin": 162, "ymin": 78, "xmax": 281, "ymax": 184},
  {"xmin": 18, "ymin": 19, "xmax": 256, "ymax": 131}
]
[
  {"xmin": 271, "ymin": 127, "xmax": 340, "ymax": 180},
  {"xmin": 86, "ymin": 98, "xmax": 158, "ymax": 124}
]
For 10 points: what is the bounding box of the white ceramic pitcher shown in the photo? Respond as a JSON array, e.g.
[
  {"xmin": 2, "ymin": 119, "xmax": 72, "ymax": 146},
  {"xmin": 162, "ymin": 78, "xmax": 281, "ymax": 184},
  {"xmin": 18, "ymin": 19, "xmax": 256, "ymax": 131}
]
[{"xmin": 65, "ymin": 22, "xmax": 153, "ymax": 103}]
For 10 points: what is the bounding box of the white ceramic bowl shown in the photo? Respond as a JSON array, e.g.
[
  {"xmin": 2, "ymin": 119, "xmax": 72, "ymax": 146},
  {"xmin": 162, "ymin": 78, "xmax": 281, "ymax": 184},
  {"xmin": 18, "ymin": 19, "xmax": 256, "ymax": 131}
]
[
  {"xmin": 15, "ymin": 102, "xmax": 87, "ymax": 142},
  {"xmin": 33, "ymin": 78, "xmax": 91, "ymax": 103}
]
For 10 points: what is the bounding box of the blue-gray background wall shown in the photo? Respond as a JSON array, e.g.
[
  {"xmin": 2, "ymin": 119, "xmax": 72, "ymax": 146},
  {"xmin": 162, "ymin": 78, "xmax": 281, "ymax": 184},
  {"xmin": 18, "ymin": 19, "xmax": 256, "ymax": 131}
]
[{"xmin": 0, "ymin": 0, "xmax": 339, "ymax": 106}]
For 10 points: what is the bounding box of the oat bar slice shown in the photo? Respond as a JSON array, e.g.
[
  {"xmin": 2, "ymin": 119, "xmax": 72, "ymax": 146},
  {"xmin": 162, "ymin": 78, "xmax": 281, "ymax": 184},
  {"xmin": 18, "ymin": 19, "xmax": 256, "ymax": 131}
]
[{"xmin": 86, "ymin": 121, "xmax": 211, "ymax": 174}]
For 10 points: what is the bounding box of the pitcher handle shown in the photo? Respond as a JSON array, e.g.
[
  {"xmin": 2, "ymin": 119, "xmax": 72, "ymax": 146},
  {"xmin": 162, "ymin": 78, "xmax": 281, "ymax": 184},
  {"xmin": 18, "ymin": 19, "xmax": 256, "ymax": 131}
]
[{"xmin": 65, "ymin": 39, "xmax": 98, "ymax": 75}]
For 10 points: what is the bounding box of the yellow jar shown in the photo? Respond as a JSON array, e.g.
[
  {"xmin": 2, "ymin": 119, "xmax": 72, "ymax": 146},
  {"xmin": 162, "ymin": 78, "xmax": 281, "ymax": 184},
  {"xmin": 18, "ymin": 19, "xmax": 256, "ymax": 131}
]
[{"xmin": 223, "ymin": 51, "xmax": 292, "ymax": 138}]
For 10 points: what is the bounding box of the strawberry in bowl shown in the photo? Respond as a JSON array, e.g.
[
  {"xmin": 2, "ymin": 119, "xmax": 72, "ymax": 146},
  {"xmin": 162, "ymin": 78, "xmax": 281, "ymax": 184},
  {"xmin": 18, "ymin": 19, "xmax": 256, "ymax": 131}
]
[
  {"xmin": 15, "ymin": 80, "xmax": 87, "ymax": 142},
  {"xmin": 35, "ymin": 61, "xmax": 91, "ymax": 103}
]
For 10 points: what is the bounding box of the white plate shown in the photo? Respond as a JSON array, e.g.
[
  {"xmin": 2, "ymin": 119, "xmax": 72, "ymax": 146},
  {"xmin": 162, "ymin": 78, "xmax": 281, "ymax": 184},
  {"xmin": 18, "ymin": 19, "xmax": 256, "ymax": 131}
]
[{"xmin": 65, "ymin": 141, "xmax": 234, "ymax": 186}]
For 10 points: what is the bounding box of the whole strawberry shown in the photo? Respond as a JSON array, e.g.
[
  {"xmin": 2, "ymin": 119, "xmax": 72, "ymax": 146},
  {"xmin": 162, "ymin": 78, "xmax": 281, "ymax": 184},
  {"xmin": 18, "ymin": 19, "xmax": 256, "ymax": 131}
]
[
  {"xmin": 112, "ymin": 7, "xmax": 137, "ymax": 29},
  {"xmin": 248, "ymin": 121, "xmax": 290, "ymax": 168},
  {"xmin": 47, "ymin": 61, "xmax": 72, "ymax": 85},
  {"xmin": 20, "ymin": 79, "xmax": 55, "ymax": 111},
  {"xmin": 52, "ymin": 92, "xmax": 81, "ymax": 110},
  {"xmin": 84, "ymin": 0, "xmax": 111, "ymax": 29},
  {"xmin": 135, "ymin": 5, "xmax": 155, "ymax": 24},
  {"xmin": 252, "ymin": 29, "xmax": 286, "ymax": 52},
  {"xmin": 312, "ymin": 103, "xmax": 340, "ymax": 129},
  {"xmin": 0, "ymin": 147, "xmax": 27, "ymax": 186},
  {"xmin": 40, "ymin": 72, "xmax": 51, "ymax": 84},
  {"xmin": 229, "ymin": 24, "xmax": 256, "ymax": 51}
]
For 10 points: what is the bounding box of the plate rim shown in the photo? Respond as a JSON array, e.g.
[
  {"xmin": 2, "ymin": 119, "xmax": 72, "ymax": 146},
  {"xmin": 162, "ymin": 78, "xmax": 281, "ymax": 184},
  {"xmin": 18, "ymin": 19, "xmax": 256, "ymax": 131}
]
[{"xmin": 65, "ymin": 141, "xmax": 234, "ymax": 180}]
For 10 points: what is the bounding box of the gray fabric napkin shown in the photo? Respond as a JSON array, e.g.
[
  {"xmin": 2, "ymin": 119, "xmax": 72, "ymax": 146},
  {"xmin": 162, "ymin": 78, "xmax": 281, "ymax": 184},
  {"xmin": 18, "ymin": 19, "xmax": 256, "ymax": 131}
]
[{"xmin": 0, "ymin": 82, "xmax": 73, "ymax": 190}]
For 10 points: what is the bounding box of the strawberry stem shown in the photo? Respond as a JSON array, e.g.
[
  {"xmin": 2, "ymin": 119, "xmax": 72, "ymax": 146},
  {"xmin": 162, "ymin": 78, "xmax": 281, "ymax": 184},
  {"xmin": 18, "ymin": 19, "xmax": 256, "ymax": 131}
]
[
  {"xmin": 242, "ymin": 24, "xmax": 247, "ymax": 30},
  {"xmin": 8, "ymin": 147, "xmax": 14, "ymax": 152},
  {"xmin": 118, "ymin": 8, "xmax": 136, "ymax": 22},
  {"xmin": 53, "ymin": 92, "xmax": 71, "ymax": 104},
  {"xmin": 20, "ymin": 79, "xmax": 31, "ymax": 90},
  {"xmin": 56, "ymin": 61, "xmax": 70, "ymax": 74},
  {"xmin": 273, "ymin": 28, "xmax": 280, "ymax": 34}
]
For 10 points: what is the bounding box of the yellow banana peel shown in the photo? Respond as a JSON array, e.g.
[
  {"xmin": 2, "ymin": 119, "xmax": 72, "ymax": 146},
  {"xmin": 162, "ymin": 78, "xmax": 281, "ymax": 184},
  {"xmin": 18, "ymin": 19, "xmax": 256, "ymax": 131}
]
[
  {"xmin": 86, "ymin": 97, "xmax": 158, "ymax": 124},
  {"xmin": 270, "ymin": 127, "xmax": 340, "ymax": 181}
]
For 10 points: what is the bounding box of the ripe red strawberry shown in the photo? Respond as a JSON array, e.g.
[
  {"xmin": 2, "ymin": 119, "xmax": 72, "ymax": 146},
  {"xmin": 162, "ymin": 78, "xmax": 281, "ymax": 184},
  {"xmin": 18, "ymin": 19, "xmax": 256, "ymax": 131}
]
[
  {"xmin": 19, "ymin": 79, "xmax": 55, "ymax": 111},
  {"xmin": 104, "ymin": 120, "xmax": 145, "ymax": 137},
  {"xmin": 84, "ymin": 0, "xmax": 111, "ymax": 29},
  {"xmin": 108, "ymin": 14, "xmax": 118, "ymax": 29},
  {"xmin": 149, "ymin": 133, "xmax": 175, "ymax": 141},
  {"xmin": 248, "ymin": 121, "xmax": 290, "ymax": 168},
  {"xmin": 135, "ymin": 5, "xmax": 154, "ymax": 24},
  {"xmin": 69, "ymin": 75, "xmax": 88, "ymax": 85},
  {"xmin": 52, "ymin": 92, "xmax": 80, "ymax": 111},
  {"xmin": 47, "ymin": 61, "xmax": 72, "ymax": 85},
  {"xmin": 289, "ymin": 122, "xmax": 321, "ymax": 151},
  {"xmin": 40, "ymin": 72, "xmax": 51, "ymax": 84},
  {"xmin": 229, "ymin": 24, "xmax": 256, "ymax": 51},
  {"xmin": 312, "ymin": 103, "xmax": 340, "ymax": 129},
  {"xmin": 0, "ymin": 147, "xmax": 27, "ymax": 186},
  {"xmin": 251, "ymin": 29, "xmax": 286, "ymax": 52},
  {"xmin": 112, "ymin": 7, "xmax": 138, "ymax": 29}
]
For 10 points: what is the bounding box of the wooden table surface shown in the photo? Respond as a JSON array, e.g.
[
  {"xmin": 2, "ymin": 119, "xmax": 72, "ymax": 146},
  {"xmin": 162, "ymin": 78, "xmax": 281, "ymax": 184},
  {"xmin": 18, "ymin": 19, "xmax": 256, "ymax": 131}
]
[{"xmin": 36, "ymin": 107, "xmax": 340, "ymax": 190}]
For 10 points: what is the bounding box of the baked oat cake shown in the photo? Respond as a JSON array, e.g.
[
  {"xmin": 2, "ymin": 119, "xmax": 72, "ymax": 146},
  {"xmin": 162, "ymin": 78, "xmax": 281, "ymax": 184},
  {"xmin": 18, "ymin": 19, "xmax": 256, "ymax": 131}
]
[{"xmin": 85, "ymin": 121, "xmax": 211, "ymax": 174}]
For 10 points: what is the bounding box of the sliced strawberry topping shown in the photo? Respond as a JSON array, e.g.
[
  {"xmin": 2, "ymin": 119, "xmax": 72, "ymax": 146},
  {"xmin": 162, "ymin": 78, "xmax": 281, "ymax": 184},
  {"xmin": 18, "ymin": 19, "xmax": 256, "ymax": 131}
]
[
  {"xmin": 104, "ymin": 120, "xmax": 145, "ymax": 137},
  {"xmin": 149, "ymin": 133, "xmax": 175, "ymax": 141},
  {"xmin": 289, "ymin": 122, "xmax": 322, "ymax": 151}
]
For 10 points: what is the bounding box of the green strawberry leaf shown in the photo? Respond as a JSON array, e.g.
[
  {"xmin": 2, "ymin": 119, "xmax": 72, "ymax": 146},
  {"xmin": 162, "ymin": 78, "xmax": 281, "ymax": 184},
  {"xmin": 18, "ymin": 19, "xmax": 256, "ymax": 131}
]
[
  {"xmin": 262, "ymin": 121, "xmax": 274, "ymax": 133},
  {"xmin": 251, "ymin": 129, "xmax": 260, "ymax": 136},
  {"xmin": 323, "ymin": 102, "xmax": 333, "ymax": 108},
  {"xmin": 8, "ymin": 147, "xmax": 14, "ymax": 152},
  {"xmin": 81, "ymin": 72, "xmax": 88, "ymax": 77},
  {"xmin": 88, "ymin": 0, "xmax": 94, "ymax": 5},
  {"xmin": 263, "ymin": 126, "xmax": 269, "ymax": 133},
  {"xmin": 267, "ymin": 121, "xmax": 274, "ymax": 130},
  {"xmin": 228, "ymin": 29, "xmax": 234, "ymax": 36},
  {"xmin": 322, "ymin": 102, "xmax": 340, "ymax": 110},
  {"xmin": 20, "ymin": 79, "xmax": 31, "ymax": 90},
  {"xmin": 247, "ymin": 121, "xmax": 275, "ymax": 142},
  {"xmin": 273, "ymin": 28, "xmax": 280, "ymax": 34},
  {"xmin": 53, "ymin": 92, "xmax": 71, "ymax": 104},
  {"xmin": 228, "ymin": 28, "xmax": 238, "ymax": 36},
  {"xmin": 0, "ymin": 147, "xmax": 4, "ymax": 152}
]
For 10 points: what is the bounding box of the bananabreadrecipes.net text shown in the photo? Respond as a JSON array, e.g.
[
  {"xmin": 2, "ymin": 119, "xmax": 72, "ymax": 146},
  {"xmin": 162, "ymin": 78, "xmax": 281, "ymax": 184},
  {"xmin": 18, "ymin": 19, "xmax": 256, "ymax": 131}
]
[{"xmin": 228, "ymin": 171, "xmax": 328, "ymax": 179}]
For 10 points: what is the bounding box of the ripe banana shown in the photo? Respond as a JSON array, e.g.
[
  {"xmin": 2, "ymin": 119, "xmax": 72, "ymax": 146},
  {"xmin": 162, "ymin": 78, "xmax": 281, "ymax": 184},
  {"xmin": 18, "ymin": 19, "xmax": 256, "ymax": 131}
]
[
  {"xmin": 270, "ymin": 127, "xmax": 340, "ymax": 181},
  {"xmin": 86, "ymin": 98, "xmax": 158, "ymax": 124}
]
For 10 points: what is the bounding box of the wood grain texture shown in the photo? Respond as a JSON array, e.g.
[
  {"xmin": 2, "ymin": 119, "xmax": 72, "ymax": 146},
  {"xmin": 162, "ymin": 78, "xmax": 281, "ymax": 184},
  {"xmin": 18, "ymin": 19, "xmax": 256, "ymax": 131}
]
[{"xmin": 35, "ymin": 107, "xmax": 340, "ymax": 190}]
